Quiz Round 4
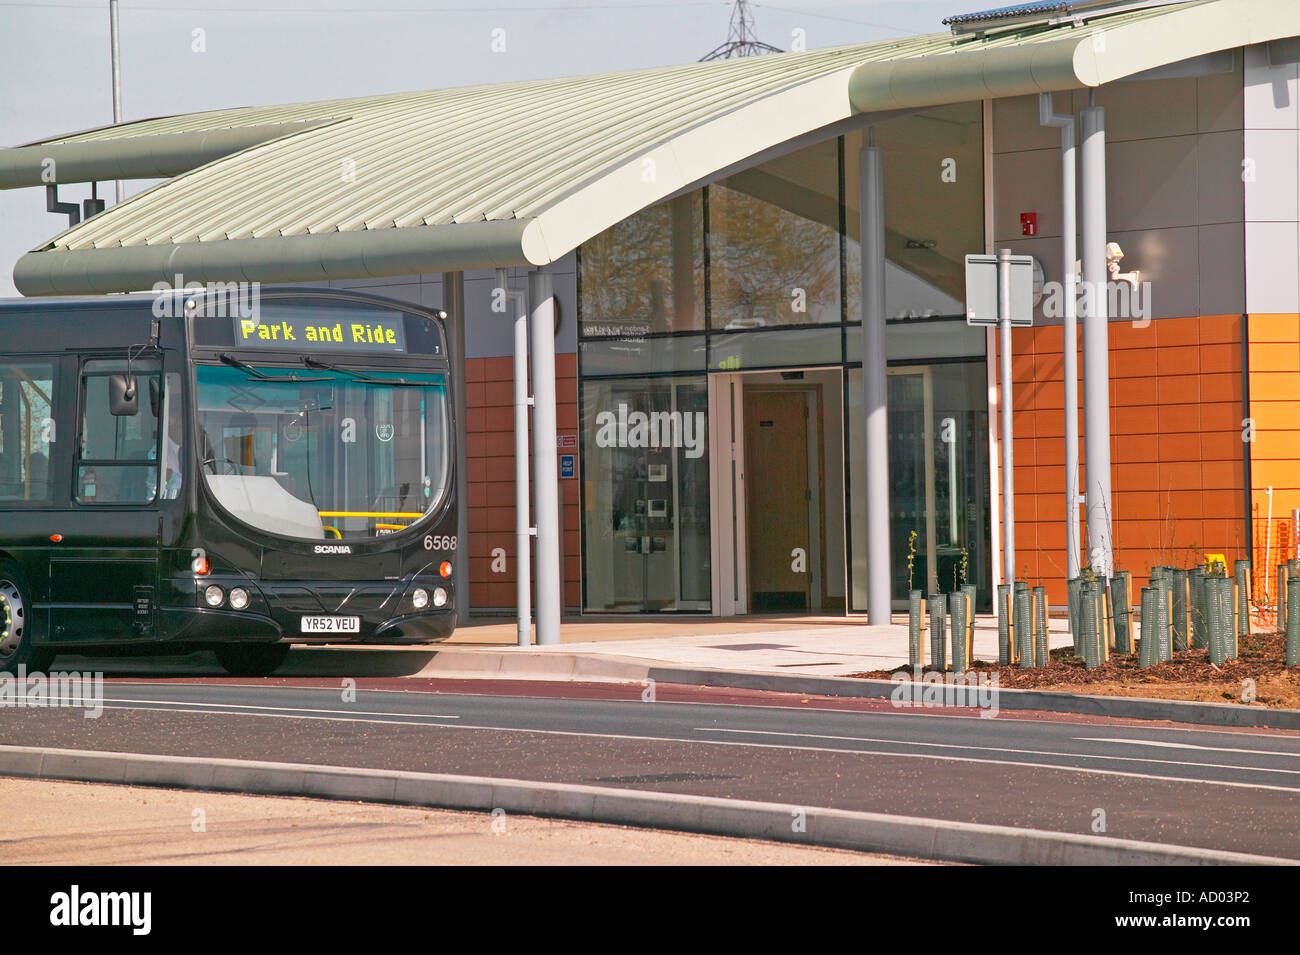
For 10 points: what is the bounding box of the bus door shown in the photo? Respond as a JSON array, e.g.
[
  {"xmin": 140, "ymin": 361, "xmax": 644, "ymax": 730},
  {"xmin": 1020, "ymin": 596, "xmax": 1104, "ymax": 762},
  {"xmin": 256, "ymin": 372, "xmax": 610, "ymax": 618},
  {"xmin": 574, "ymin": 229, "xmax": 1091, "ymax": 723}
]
[
  {"xmin": 49, "ymin": 357, "xmax": 165, "ymax": 644},
  {"xmin": 0, "ymin": 357, "xmax": 64, "ymax": 632}
]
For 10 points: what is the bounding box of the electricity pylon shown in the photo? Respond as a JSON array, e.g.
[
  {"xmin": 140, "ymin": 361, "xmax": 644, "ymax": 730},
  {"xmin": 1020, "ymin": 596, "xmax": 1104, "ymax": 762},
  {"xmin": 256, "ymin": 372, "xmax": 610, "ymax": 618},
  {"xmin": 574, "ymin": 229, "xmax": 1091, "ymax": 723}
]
[{"xmin": 699, "ymin": 0, "xmax": 783, "ymax": 61}]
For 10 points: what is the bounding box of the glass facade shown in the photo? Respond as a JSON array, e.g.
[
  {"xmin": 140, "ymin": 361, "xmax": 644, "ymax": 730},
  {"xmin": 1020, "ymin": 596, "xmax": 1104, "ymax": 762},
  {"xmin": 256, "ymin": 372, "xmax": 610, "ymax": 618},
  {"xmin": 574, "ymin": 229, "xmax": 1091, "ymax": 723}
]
[
  {"xmin": 844, "ymin": 104, "xmax": 985, "ymax": 322},
  {"xmin": 848, "ymin": 360, "xmax": 992, "ymax": 612},
  {"xmin": 579, "ymin": 193, "xmax": 704, "ymax": 340},
  {"xmin": 709, "ymin": 139, "xmax": 841, "ymax": 329},
  {"xmin": 578, "ymin": 105, "xmax": 990, "ymax": 614}
]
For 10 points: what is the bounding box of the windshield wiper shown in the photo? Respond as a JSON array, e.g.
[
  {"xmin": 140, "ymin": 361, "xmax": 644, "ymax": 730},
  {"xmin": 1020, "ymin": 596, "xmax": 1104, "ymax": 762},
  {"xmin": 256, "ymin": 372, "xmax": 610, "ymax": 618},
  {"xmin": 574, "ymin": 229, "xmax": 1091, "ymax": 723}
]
[
  {"xmin": 304, "ymin": 356, "xmax": 427, "ymax": 387},
  {"xmin": 220, "ymin": 353, "xmax": 331, "ymax": 383}
]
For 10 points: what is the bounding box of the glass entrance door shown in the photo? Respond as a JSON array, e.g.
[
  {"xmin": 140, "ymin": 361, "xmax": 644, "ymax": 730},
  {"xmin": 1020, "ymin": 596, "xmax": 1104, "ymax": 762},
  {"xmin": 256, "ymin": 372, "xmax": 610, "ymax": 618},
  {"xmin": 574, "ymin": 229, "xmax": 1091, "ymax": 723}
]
[
  {"xmin": 710, "ymin": 368, "xmax": 846, "ymax": 616},
  {"xmin": 581, "ymin": 376, "xmax": 710, "ymax": 611}
]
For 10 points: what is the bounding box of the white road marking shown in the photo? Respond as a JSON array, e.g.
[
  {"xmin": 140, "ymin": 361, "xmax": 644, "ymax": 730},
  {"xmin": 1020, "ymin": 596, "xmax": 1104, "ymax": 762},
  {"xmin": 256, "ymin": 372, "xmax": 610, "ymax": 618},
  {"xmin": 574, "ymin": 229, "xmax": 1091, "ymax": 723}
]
[
  {"xmin": 1076, "ymin": 737, "xmax": 1300, "ymax": 758},
  {"xmin": 102, "ymin": 681, "xmax": 1300, "ymax": 740},
  {"xmin": 27, "ymin": 696, "xmax": 1300, "ymax": 794},
  {"xmin": 96, "ymin": 698, "xmax": 459, "ymax": 720},
  {"xmin": 48, "ymin": 693, "xmax": 1300, "ymax": 795},
  {"xmin": 451, "ymin": 724, "xmax": 1300, "ymax": 793},
  {"xmin": 100, "ymin": 703, "xmax": 462, "ymax": 729},
  {"xmin": 701, "ymin": 728, "xmax": 1300, "ymax": 777}
]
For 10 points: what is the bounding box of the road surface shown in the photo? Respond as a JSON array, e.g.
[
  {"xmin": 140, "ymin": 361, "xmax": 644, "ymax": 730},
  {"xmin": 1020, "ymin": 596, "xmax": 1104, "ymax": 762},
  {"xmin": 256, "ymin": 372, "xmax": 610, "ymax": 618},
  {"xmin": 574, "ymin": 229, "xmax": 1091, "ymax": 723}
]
[{"xmin": 4, "ymin": 678, "xmax": 1298, "ymax": 859}]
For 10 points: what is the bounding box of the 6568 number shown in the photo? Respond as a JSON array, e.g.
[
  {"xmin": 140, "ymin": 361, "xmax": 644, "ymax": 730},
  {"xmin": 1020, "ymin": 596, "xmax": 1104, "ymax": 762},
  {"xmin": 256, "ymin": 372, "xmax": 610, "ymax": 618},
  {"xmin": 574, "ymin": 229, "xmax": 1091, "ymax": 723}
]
[{"xmin": 424, "ymin": 535, "xmax": 457, "ymax": 551}]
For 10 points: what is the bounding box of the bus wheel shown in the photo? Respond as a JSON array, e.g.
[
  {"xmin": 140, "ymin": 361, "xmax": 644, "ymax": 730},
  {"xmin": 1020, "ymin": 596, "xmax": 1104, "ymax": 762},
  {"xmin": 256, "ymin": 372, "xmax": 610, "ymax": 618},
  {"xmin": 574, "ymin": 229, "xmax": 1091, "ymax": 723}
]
[
  {"xmin": 213, "ymin": 644, "xmax": 290, "ymax": 677},
  {"xmin": 0, "ymin": 563, "xmax": 54, "ymax": 674}
]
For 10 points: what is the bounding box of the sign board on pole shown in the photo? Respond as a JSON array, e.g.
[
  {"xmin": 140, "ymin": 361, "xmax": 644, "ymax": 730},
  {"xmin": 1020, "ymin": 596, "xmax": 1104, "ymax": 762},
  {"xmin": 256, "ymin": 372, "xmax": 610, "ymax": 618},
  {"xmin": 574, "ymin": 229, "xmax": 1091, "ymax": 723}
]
[{"xmin": 964, "ymin": 254, "xmax": 1036, "ymax": 327}]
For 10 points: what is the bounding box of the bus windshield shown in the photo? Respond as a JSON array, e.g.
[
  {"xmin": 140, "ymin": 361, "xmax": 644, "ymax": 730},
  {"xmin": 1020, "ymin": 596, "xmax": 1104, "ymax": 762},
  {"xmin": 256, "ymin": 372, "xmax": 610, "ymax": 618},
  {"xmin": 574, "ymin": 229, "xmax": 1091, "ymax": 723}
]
[{"xmin": 195, "ymin": 362, "xmax": 449, "ymax": 541}]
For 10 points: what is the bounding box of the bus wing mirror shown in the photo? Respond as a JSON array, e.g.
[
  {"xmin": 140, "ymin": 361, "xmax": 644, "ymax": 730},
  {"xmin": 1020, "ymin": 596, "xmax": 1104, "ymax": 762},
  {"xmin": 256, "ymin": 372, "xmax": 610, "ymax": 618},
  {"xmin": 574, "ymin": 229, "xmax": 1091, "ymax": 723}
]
[{"xmin": 109, "ymin": 374, "xmax": 139, "ymax": 416}]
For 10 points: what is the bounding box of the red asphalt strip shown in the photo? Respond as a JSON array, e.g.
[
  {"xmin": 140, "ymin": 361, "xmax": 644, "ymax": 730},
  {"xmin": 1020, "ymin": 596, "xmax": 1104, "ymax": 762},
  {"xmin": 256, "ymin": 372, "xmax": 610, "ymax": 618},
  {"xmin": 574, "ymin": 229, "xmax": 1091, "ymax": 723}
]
[{"xmin": 103, "ymin": 675, "xmax": 1300, "ymax": 737}]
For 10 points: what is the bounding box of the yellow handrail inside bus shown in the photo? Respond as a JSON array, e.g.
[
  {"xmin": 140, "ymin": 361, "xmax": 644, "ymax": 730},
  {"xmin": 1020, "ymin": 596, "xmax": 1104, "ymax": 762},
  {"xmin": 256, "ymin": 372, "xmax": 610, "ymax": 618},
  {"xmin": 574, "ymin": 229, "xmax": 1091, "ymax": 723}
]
[
  {"xmin": 12, "ymin": 366, "xmax": 51, "ymax": 406},
  {"xmin": 375, "ymin": 523, "xmax": 410, "ymax": 531},
  {"xmin": 18, "ymin": 385, "xmax": 30, "ymax": 499},
  {"xmin": 318, "ymin": 511, "xmax": 425, "ymax": 519},
  {"xmin": 322, "ymin": 526, "xmax": 342, "ymax": 539}
]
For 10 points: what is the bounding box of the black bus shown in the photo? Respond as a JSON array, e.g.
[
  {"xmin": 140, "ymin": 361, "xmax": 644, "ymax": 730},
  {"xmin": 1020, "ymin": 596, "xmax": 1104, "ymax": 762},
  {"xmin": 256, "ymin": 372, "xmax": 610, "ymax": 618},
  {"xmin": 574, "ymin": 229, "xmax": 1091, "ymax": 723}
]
[{"xmin": 0, "ymin": 287, "xmax": 458, "ymax": 675}]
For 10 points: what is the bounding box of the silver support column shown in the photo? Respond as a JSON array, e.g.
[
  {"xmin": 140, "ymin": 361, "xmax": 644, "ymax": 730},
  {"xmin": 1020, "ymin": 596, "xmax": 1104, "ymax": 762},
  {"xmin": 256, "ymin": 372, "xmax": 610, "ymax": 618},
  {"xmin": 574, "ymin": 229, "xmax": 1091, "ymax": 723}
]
[
  {"xmin": 1080, "ymin": 105, "xmax": 1114, "ymax": 577},
  {"xmin": 998, "ymin": 249, "xmax": 1016, "ymax": 590},
  {"xmin": 442, "ymin": 271, "xmax": 471, "ymax": 627},
  {"xmin": 496, "ymin": 269, "xmax": 533, "ymax": 647},
  {"xmin": 1040, "ymin": 94, "xmax": 1082, "ymax": 580},
  {"xmin": 528, "ymin": 270, "xmax": 562, "ymax": 645},
  {"xmin": 859, "ymin": 143, "xmax": 892, "ymax": 624}
]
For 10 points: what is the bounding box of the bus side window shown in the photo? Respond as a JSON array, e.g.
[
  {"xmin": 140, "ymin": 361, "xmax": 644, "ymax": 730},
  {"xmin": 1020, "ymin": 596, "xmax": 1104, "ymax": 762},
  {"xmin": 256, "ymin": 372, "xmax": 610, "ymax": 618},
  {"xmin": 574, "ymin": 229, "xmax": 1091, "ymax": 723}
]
[
  {"xmin": 77, "ymin": 358, "xmax": 162, "ymax": 504},
  {"xmin": 161, "ymin": 372, "xmax": 183, "ymax": 499},
  {"xmin": 0, "ymin": 361, "xmax": 57, "ymax": 503}
]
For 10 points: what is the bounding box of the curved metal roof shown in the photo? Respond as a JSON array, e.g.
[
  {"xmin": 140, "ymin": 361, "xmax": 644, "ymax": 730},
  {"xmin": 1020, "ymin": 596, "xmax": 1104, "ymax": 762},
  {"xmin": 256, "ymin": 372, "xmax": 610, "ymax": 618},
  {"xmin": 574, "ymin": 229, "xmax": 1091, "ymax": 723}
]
[{"xmin": 6, "ymin": 0, "xmax": 1297, "ymax": 295}]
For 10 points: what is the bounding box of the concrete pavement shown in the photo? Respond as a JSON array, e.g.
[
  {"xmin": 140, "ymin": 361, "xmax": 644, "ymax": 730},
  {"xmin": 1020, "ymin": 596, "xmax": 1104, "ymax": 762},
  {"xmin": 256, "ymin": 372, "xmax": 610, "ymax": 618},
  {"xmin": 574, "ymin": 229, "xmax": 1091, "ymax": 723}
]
[
  {"xmin": 52, "ymin": 614, "xmax": 1074, "ymax": 680},
  {"xmin": 480, "ymin": 616, "xmax": 1075, "ymax": 677},
  {"xmin": 1, "ymin": 777, "xmax": 907, "ymax": 865}
]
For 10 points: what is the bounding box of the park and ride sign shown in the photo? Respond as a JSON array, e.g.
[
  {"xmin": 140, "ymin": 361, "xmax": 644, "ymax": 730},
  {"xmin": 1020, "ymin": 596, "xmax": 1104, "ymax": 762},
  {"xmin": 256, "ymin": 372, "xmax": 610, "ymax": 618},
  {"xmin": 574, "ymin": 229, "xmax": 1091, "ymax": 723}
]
[{"xmin": 233, "ymin": 311, "xmax": 408, "ymax": 353}]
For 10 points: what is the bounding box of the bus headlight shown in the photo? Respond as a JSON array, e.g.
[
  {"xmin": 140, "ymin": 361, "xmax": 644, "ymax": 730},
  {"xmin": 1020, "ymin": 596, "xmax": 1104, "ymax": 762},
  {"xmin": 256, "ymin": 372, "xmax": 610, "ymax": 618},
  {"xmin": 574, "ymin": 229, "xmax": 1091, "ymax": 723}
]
[
  {"xmin": 411, "ymin": 588, "xmax": 429, "ymax": 609},
  {"xmin": 204, "ymin": 585, "xmax": 225, "ymax": 608},
  {"xmin": 432, "ymin": 587, "xmax": 448, "ymax": 608},
  {"xmin": 228, "ymin": 588, "xmax": 250, "ymax": 611}
]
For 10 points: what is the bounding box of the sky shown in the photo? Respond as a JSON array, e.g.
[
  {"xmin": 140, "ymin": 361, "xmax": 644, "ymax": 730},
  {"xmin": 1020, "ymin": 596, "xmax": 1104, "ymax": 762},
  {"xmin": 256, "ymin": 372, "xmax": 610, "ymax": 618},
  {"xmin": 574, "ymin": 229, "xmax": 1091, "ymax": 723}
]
[{"xmin": 0, "ymin": 0, "xmax": 963, "ymax": 296}]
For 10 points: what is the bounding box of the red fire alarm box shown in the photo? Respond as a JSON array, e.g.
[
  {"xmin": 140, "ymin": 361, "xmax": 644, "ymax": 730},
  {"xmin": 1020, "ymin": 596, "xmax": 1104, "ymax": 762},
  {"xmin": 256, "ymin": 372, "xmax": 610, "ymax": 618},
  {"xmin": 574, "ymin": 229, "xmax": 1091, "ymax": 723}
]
[{"xmin": 1020, "ymin": 212, "xmax": 1038, "ymax": 236}]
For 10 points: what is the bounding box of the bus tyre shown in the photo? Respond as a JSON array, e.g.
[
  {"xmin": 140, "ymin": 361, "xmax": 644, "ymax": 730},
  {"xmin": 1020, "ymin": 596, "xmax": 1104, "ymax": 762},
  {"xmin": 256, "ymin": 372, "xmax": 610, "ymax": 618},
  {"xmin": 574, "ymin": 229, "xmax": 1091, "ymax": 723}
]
[
  {"xmin": 214, "ymin": 644, "xmax": 291, "ymax": 677},
  {"xmin": 0, "ymin": 563, "xmax": 54, "ymax": 674}
]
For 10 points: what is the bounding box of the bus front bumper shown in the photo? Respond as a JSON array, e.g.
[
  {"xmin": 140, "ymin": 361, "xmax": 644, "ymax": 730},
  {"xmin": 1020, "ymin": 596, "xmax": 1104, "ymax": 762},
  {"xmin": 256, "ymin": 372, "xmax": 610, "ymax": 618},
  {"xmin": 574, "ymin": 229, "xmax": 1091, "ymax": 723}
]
[
  {"xmin": 159, "ymin": 606, "xmax": 457, "ymax": 645},
  {"xmin": 162, "ymin": 578, "xmax": 457, "ymax": 645}
]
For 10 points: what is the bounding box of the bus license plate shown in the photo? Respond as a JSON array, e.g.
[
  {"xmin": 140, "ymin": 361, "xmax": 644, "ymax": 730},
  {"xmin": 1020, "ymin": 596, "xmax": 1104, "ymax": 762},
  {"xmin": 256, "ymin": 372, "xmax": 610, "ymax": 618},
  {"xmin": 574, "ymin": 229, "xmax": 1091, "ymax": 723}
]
[{"xmin": 301, "ymin": 616, "xmax": 360, "ymax": 634}]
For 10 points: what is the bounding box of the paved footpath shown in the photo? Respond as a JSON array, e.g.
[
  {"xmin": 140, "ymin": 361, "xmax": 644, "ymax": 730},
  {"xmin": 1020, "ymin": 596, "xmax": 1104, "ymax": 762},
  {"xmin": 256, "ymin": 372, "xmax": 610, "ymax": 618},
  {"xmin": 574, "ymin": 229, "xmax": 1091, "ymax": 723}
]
[
  {"xmin": 52, "ymin": 615, "xmax": 1075, "ymax": 680},
  {"xmin": 483, "ymin": 617, "xmax": 1076, "ymax": 676},
  {"xmin": 1, "ymin": 777, "xmax": 915, "ymax": 865}
]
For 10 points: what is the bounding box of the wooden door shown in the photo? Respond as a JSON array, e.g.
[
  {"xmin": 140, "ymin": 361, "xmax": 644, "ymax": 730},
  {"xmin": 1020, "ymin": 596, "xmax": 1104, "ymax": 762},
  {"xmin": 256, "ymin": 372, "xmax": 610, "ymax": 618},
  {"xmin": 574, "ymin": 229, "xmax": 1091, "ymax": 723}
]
[{"xmin": 744, "ymin": 389, "xmax": 810, "ymax": 611}]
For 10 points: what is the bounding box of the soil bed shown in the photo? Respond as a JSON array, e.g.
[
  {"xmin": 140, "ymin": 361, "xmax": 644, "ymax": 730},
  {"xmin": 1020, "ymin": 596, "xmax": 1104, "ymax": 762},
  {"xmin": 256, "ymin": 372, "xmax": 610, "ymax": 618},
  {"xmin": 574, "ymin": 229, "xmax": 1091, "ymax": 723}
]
[{"xmin": 848, "ymin": 629, "xmax": 1300, "ymax": 709}]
